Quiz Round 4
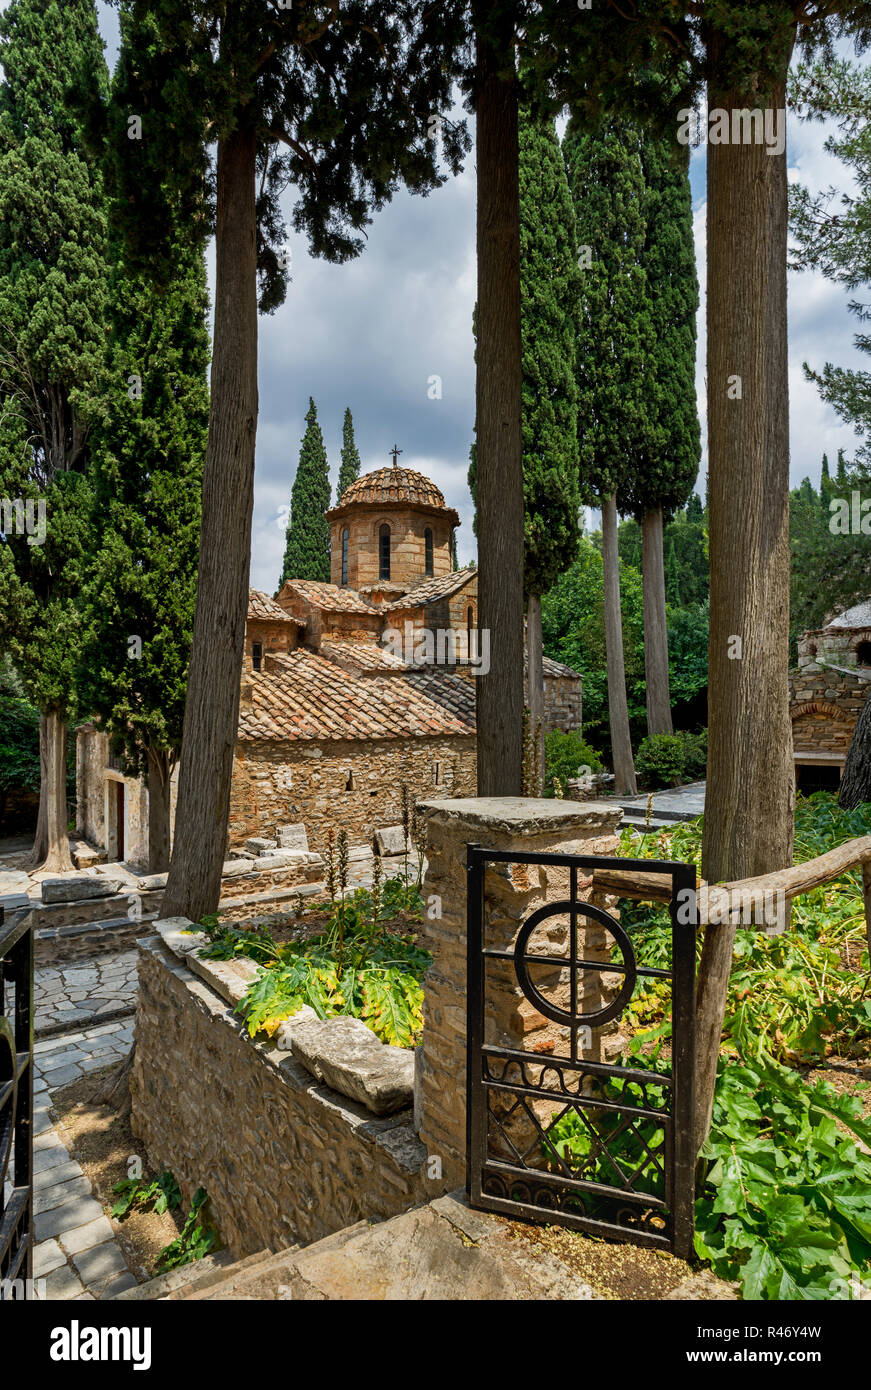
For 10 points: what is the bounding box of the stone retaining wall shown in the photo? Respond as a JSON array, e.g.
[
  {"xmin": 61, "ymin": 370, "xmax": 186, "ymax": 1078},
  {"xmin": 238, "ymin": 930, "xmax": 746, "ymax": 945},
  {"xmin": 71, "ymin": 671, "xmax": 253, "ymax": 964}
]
[{"xmin": 130, "ymin": 936, "xmax": 431, "ymax": 1256}]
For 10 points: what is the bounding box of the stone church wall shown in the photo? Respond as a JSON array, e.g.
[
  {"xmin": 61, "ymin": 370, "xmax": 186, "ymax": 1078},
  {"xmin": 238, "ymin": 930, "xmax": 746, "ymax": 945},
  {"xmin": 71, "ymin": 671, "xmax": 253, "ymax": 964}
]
[{"xmin": 227, "ymin": 733, "xmax": 477, "ymax": 852}]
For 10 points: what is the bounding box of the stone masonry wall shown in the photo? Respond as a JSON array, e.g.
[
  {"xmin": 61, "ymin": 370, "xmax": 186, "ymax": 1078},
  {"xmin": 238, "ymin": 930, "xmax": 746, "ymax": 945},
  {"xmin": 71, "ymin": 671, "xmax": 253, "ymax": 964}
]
[
  {"xmin": 417, "ymin": 797, "xmax": 623, "ymax": 1189},
  {"xmin": 788, "ymin": 670, "xmax": 867, "ymax": 754},
  {"xmin": 329, "ymin": 506, "xmax": 453, "ymax": 591},
  {"xmin": 228, "ymin": 734, "xmax": 476, "ymax": 852},
  {"xmin": 131, "ymin": 936, "xmax": 431, "ymax": 1256}
]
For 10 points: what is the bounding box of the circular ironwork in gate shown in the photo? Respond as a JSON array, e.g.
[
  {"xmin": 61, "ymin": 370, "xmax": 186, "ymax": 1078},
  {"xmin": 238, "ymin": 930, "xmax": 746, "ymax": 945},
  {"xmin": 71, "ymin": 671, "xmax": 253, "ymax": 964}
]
[
  {"xmin": 0, "ymin": 1015, "xmax": 17, "ymax": 1192},
  {"xmin": 513, "ymin": 899, "xmax": 637, "ymax": 1028}
]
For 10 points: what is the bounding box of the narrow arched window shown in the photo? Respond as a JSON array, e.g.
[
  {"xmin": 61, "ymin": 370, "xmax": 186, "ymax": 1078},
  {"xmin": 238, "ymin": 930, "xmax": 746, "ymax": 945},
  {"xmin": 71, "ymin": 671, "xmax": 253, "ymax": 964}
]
[
  {"xmin": 341, "ymin": 528, "xmax": 349, "ymax": 586},
  {"xmin": 252, "ymin": 642, "xmax": 263, "ymax": 672},
  {"xmin": 379, "ymin": 523, "xmax": 391, "ymax": 580},
  {"xmin": 424, "ymin": 527, "xmax": 434, "ymax": 577}
]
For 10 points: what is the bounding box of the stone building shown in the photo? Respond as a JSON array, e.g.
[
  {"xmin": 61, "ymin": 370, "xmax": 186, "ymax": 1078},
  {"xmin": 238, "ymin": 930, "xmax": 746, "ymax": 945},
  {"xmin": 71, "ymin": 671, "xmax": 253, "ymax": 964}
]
[
  {"xmin": 77, "ymin": 461, "xmax": 584, "ymax": 863},
  {"xmin": 789, "ymin": 599, "xmax": 871, "ymax": 792}
]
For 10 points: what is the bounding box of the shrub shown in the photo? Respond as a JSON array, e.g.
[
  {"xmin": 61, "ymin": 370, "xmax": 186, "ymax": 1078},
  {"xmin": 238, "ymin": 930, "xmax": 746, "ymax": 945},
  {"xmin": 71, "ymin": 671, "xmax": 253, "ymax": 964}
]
[
  {"xmin": 544, "ymin": 730, "xmax": 602, "ymax": 796},
  {"xmin": 635, "ymin": 733, "xmax": 685, "ymax": 788},
  {"xmin": 677, "ymin": 727, "xmax": 707, "ymax": 780}
]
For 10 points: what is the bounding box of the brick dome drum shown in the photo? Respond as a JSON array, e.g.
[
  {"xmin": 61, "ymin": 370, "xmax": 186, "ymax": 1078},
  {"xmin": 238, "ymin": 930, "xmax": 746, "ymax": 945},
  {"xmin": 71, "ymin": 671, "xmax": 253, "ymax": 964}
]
[{"xmin": 337, "ymin": 466, "xmax": 448, "ymax": 512}]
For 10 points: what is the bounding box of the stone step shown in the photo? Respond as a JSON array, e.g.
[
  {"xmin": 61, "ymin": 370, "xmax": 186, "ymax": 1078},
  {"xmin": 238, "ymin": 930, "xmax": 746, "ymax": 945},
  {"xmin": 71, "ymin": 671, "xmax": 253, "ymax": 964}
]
[
  {"xmin": 35, "ymin": 913, "xmax": 158, "ymax": 966},
  {"xmin": 111, "ymin": 1247, "xmax": 274, "ymax": 1301},
  {"xmin": 182, "ymin": 1224, "xmax": 368, "ymax": 1301}
]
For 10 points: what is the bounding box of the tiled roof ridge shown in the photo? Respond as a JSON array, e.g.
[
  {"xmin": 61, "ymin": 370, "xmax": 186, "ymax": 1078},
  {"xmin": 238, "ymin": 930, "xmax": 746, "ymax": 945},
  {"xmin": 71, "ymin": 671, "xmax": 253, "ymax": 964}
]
[{"xmin": 248, "ymin": 588, "xmax": 303, "ymax": 624}]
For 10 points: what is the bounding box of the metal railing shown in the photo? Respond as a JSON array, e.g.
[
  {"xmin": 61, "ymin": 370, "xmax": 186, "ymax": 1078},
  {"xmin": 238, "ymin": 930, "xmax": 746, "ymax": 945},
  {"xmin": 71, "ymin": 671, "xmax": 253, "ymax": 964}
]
[{"xmin": 0, "ymin": 905, "xmax": 34, "ymax": 1299}]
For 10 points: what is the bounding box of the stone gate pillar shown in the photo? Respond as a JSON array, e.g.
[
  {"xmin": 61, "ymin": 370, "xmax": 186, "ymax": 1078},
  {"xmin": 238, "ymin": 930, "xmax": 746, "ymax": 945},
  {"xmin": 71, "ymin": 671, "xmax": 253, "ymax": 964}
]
[{"xmin": 416, "ymin": 797, "xmax": 622, "ymax": 1191}]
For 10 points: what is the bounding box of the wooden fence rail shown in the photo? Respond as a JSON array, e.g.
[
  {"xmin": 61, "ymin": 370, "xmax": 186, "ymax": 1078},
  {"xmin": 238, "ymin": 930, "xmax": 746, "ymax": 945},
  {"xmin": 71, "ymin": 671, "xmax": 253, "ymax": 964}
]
[{"xmin": 591, "ymin": 833, "xmax": 871, "ymax": 954}]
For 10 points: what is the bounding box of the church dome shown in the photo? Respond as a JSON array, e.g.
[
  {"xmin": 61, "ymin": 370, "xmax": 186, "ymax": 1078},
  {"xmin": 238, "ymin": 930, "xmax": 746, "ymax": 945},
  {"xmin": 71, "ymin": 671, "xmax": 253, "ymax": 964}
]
[{"xmin": 338, "ymin": 466, "xmax": 448, "ymax": 512}]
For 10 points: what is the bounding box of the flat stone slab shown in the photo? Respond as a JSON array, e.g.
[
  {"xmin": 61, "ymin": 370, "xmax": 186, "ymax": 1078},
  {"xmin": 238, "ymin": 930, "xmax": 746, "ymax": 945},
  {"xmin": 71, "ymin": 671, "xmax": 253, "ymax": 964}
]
[
  {"xmin": 290, "ymin": 1016, "xmax": 414, "ymax": 1116},
  {"xmin": 138, "ymin": 872, "xmax": 168, "ymax": 891},
  {"xmin": 276, "ymin": 824, "xmax": 309, "ymax": 851},
  {"xmin": 374, "ymin": 825, "xmax": 408, "ymax": 856},
  {"xmin": 418, "ymin": 797, "xmax": 623, "ymax": 834},
  {"xmin": 245, "ymin": 837, "xmax": 277, "ymax": 855},
  {"xmin": 41, "ymin": 875, "xmax": 123, "ymax": 904},
  {"xmin": 255, "ymin": 849, "xmax": 322, "ymax": 870},
  {"xmin": 154, "ymin": 917, "xmax": 209, "ymax": 957},
  {"xmin": 0, "ymin": 870, "xmax": 32, "ymax": 894},
  {"xmin": 187, "ymin": 950, "xmax": 262, "ymax": 1007},
  {"xmin": 221, "ymin": 858, "xmax": 256, "ymax": 878}
]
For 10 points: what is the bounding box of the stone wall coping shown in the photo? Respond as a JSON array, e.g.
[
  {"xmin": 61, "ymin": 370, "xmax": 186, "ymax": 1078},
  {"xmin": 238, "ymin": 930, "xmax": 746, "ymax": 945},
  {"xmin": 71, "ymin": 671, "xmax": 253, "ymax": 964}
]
[
  {"xmin": 138, "ymin": 922, "xmax": 419, "ymax": 1128},
  {"xmin": 418, "ymin": 796, "xmax": 622, "ymax": 834}
]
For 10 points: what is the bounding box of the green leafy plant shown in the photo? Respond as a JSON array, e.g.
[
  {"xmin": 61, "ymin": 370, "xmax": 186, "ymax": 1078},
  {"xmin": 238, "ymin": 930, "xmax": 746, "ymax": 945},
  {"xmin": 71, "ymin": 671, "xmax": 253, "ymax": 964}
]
[
  {"xmin": 198, "ymin": 921, "xmax": 280, "ymax": 965},
  {"xmin": 154, "ymin": 1188, "xmax": 216, "ymax": 1273},
  {"xmin": 635, "ymin": 732, "xmax": 685, "ymax": 788},
  {"xmin": 695, "ymin": 1058, "xmax": 871, "ymax": 1300},
  {"xmin": 544, "ymin": 730, "xmax": 602, "ymax": 796},
  {"xmin": 233, "ymin": 872, "xmax": 431, "ymax": 1048},
  {"xmin": 240, "ymin": 932, "xmax": 429, "ymax": 1048},
  {"xmin": 618, "ymin": 794, "xmax": 871, "ymax": 1062},
  {"xmin": 111, "ymin": 1170, "xmax": 181, "ymax": 1219}
]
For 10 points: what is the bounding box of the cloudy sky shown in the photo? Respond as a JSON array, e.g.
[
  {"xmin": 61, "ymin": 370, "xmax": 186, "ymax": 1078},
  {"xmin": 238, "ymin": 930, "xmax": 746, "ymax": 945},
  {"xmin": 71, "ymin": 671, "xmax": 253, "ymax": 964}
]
[{"xmin": 7, "ymin": 4, "xmax": 869, "ymax": 591}]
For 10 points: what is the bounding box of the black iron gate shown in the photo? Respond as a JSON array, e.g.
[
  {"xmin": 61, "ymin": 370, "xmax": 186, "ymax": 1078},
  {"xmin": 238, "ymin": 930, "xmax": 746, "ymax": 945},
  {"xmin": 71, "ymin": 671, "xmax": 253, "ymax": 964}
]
[
  {"xmin": 466, "ymin": 848, "xmax": 697, "ymax": 1260},
  {"xmin": 0, "ymin": 905, "xmax": 34, "ymax": 1298}
]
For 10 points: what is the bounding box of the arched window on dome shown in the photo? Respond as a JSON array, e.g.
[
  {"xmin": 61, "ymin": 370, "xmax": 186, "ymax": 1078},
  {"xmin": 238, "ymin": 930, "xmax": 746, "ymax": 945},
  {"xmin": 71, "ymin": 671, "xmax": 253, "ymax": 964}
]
[
  {"xmin": 424, "ymin": 527, "xmax": 434, "ymax": 577},
  {"xmin": 379, "ymin": 523, "xmax": 391, "ymax": 580},
  {"xmin": 341, "ymin": 528, "xmax": 349, "ymax": 586}
]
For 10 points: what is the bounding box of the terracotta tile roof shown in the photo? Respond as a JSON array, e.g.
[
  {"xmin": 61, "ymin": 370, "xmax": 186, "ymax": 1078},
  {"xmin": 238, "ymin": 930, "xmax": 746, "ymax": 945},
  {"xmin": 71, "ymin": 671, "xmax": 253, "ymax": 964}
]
[
  {"xmin": 383, "ymin": 567, "xmax": 477, "ymax": 612},
  {"xmin": 238, "ymin": 649, "xmax": 476, "ymax": 743},
  {"xmin": 248, "ymin": 589, "xmax": 303, "ymax": 624},
  {"xmin": 543, "ymin": 655, "xmax": 582, "ymax": 680},
  {"xmin": 338, "ymin": 466, "xmax": 447, "ymax": 511},
  {"xmin": 277, "ymin": 579, "xmax": 381, "ymax": 615},
  {"xmin": 319, "ymin": 640, "xmax": 410, "ymax": 672}
]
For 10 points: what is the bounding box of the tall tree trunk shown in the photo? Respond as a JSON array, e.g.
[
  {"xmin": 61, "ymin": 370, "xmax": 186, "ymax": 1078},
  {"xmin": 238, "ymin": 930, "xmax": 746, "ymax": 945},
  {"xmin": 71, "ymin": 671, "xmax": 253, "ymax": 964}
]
[
  {"xmin": 602, "ymin": 495, "xmax": 636, "ymax": 796},
  {"xmin": 642, "ymin": 506, "xmax": 673, "ymax": 736},
  {"xmin": 161, "ymin": 124, "xmax": 258, "ymax": 921},
  {"xmin": 696, "ymin": 44, "xmax": 796, "ymax": 1158},
  {"xmin": 26, "ymin": 710, "xmax": 73, "ymax": 872},
  {"xmin": 527, "ymin": 593, "xmax": 544, "ymax": 794},
  {"xmin": 839, "ymin": 692, "xmax": 871, "ymax": 810},
  {"xmin": 146, "ymin": 746, "xmax": 172, "ymax": 874},
  {"xmin": 473, "ymin": 13, "xmax": 525, "ymax": 798}
]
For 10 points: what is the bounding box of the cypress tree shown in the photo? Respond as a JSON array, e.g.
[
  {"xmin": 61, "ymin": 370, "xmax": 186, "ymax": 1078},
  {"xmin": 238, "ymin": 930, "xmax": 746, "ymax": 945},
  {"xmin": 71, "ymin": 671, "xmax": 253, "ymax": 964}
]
[
  {"xmin": 518, "ymin": 107, "xmax": 580, "ymax": 790},
  {"xmin": 337, "ymin": 407, "xmax": 362, "ymax": 499},
  {"xmin": 280, "ymin": 399, "xmax": 331, "ymax": 585},
  {"xmin": 77, "ymin": 243, "xmax": 210, "ymax": 872},
  {"xmin": 625, "ymin": 131, "xmax": 701, "ymax": 737},
  {"xmin": 564, "ymin": 113, "xmax": 651, "ymax": 795},
  {"xmin": 0, "ymin": 0, "xmax": 108, "ymax": 871}
]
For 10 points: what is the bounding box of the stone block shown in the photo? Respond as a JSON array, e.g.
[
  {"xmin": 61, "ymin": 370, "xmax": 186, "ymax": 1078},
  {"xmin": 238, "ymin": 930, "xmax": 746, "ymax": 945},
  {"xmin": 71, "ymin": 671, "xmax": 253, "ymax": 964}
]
[
  {"xmin": 374, "ymin": 825, "xmax": 408, "ymax": 856},
  {"xmin": 221, "ymin": 858, "xmax": 256, "ymax": 878},
  {"xmin": 187, "ymin": 951, "xmax": 262, "ymax": 1007},
  {"xmin": 138, "ymin": 872, "xmax": 168, "ymax": 891},
  {"xmin": 71, "ymin": 842, "xmax": 107, "ymax": 870},
  {"xmin": 291, "ymin": 1017, "xmax": 414, "ymax": 1116},
  {"xmin": 245, "ymin": 837, "xmax": 277, "ymax": 855},
  {"xmin": 41, "ymin": 876, "xmax": 123, "ymax": 904},
  {"xmin": 274, "ymin": 1006, "xmax": 320, "ymax": 1051},
  {"xmin": 276, "ymin": 824, "xmax": 309, "ymax": 851},
  {"xmin": 155, "ymin": 917, "xmax": 209, "ymax": 957}
]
